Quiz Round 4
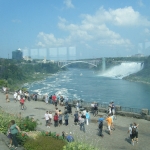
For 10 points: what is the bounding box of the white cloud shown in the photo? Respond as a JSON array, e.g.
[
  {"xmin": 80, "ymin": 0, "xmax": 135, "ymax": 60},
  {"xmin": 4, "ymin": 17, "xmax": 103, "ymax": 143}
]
[
  {"xmin": 82, "ymin": 6, "xmax": 150, "ymax": 26},
  {"xmin": 36, "ymin": 6, "xmax": 150, "ymax": 55},
  {"xmin": 63, "ymin": 0, "xmax": 74, "ymax": 8}
]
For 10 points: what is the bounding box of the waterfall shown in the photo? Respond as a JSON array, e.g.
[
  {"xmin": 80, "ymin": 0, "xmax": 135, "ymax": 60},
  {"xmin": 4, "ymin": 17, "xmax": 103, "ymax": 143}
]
[
  {"xmin": 99, "ymin": 62, "xmax": 143, "ymax": 79},
  {"xmin": 102, "ymin": 57, "xmax": 106, "ymax": 71}
]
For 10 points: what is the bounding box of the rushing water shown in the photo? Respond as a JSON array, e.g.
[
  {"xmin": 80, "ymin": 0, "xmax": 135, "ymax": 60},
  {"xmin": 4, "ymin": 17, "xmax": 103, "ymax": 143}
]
[{"xmin": 26, "ymin": 63, "xmax": 150, "ymax": 109}]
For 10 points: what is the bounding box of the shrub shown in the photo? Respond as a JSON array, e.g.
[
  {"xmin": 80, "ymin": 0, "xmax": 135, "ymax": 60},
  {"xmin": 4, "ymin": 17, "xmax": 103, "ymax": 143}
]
[
  {"xmin": 0, "ymin": 109, "xmax": 38, "ymax": 134},
  {"xmin": 16, "ymin": 132, "xmax": 29, "ymax": 145},
  {"xmin": 18, "ymin": 116, "xmax": 37, "ymax": 132},
  {"xmin": 63, "ymin": 142, "xmax": 99, "ymax": 150},
  {"xmin": 24, "ymin": 135, "xmax": 66, "ymax": 150}
]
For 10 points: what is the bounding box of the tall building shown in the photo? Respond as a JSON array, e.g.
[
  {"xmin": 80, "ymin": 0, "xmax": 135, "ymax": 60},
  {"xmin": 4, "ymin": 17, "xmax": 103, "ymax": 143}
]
[{"xmin": 12, "ymin": 48, "xmax": 23, "ymax": 60}]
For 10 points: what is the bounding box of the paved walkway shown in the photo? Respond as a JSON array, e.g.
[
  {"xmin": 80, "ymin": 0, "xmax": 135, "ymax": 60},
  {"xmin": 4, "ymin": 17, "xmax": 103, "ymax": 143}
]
[{"xmin": 0, "ymin": 92, "xmax": 150, "ymax": 150}]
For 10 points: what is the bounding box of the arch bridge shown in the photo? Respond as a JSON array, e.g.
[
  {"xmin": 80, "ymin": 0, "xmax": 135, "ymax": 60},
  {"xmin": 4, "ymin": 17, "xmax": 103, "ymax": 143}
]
[{"xmin": 58, "ymin": 60, "xmax": 100, "ymax": 68}]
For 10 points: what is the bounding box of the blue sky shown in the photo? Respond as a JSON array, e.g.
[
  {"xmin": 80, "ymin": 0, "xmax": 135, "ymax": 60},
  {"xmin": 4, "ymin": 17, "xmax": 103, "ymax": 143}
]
[{"xmin": 0, "ymin": 0, "xmax": 150, "ymax": 59}]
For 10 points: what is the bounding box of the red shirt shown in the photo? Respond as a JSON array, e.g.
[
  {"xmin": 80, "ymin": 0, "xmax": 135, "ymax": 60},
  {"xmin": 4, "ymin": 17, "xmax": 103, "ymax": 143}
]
[
  {"xmin": 52, "ymin": 95, "xmax": 57, "ymax": 101},
  {"xmin": 20, "ymin": 98, "xmax": 25, "ymax": 104}
]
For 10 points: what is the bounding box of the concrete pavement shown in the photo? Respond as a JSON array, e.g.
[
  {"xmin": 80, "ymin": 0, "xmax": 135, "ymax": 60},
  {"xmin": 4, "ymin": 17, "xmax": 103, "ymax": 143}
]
[{"xmin": 0, "ymin": 92, "xmax": 150, "ymax": 150}]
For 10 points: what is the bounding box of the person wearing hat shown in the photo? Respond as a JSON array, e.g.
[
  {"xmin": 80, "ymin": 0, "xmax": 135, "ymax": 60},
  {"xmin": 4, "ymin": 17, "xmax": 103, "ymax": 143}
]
[{"xmin": 98, "ymin": 115, "xmax": 104, "ymax": 137}]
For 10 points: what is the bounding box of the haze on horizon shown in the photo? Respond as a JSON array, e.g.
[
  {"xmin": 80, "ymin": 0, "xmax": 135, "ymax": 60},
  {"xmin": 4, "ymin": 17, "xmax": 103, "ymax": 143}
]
[{"xmin": 0, "ymin": 0, "xmax": 150, "ymax": 59}]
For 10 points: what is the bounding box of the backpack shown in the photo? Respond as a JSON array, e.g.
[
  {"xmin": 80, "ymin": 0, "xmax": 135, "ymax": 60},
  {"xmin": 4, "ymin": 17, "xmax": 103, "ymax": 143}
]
[
  {"xmin": 99, "ymin": 121, "xmax": 103, "ymax": 129},
  {"xmin": 132, "ymin": 127, "xmax": 136, "ymax": 134},
  {"xmin": 54, "ymin": 115, "xmax": 58, "ymax": 121}
]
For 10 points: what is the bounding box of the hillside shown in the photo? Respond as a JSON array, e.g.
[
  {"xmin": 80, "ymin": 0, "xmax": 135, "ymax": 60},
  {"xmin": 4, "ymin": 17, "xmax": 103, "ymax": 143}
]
[{"xmin": 124, "ymin": 56, "xmax": 150, "ymax": 84}]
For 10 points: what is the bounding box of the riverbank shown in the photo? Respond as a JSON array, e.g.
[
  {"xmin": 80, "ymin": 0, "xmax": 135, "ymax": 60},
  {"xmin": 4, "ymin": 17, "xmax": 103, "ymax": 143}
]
[{"xmin": 0, "ymin": 92, "xmax": 150, "ymax": 150}]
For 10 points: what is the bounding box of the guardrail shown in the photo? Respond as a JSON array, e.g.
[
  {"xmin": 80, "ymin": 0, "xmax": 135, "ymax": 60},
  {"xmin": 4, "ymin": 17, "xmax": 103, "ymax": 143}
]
[{"xmin": 67, "ymin": 99, "xmax": 150, "ymax": 115}]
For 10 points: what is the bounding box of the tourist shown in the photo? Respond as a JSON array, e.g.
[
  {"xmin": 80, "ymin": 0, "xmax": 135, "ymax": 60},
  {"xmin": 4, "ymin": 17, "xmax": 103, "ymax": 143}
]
[
  {"xmin": 79, "ymin": 116, "xmax": 85, "ymax": 133},
  {"xmin": 44, "ymin": 111, "xmax": 50, "ymax": 128},
  {"xmin": 13, "ymin": 92, "xmax": 17, "ymax": 102},
  {"xmin": 64, "ymin": 112, "xmax": 69, "ymax": 126},
  {"xmin": 60, "ymin": 96, "xmax": 64, "ymax": 106},
  {"xmin": 132, "ymin": 122, "xmax": 139, "ymax": 144},
  {"xmin": 98, "ymin": 116, "xmax": 104, "ymax": 137},
  {"xmin": 108, "ymin": 102, "xmax": 112, "ymax": 114},
  {"xmin": 76, "ymin": 101, "xmax": 79, "ymax": 111},
  {"xmin": 49, "ymin": 95, "xmax": 52, "ymax": 104},
  {"xmin": 91, "ymin": 102, "xmax": 95, "ymax": 113},
  {"xmin": 86, "ymin": 110, "xmax": 90, "ymax": 125},
  {"xmin": 6, "ymin": 92, "xmax": 10, "ymax": 102},
  {"xmin": 34, "ymin": 93, "xmax": 37, "ymax": 101},
  {"xmin": 62, "ymin": 131, "xmax": 65, "ymax": 139},
  {"xmin": 57, "ymin": 94, "xmax": 60, "ymax": 105},
  {"xmin": 58, "ymin": 110, "xmax": 62, "ymax": 126},
  {"xmin": 17, "ymin": 94, "xmax": 21, "ymax": 101},
  {"xmin": 48, "ymin": 111, "xmax": 53, "ymax": 126},
  {"xmin": 111, "ymin": 102, "xmax": 115, "ymax": 115},
  {"xmin": 110, "ymin": 114, "xmax": 115, "ymax": 130},
  {"xmin": 53, "ymin": 113, "xmax": 59, "ymax": 127},
  {"xmin": 10, "ymin": 120, "xmax": 20, "ymax": 149},
  {"xmin": 128, "ymin": 123, "xmax": 133, "ymax": 144},
  {"xmin": 67, "ymin": 104, "xmax": 72, "ymax": 114},
  {"xmin": 45, "ymin": 95, "xmax": 49, "ymax": 104},
  {"xmin": 74, "ymin": 111, "xmax": 79, "ymax": 125},
  {"xmin": 20, "ymin": 96, "xmax": 25, "ymax": 110},
  {"xmin": 66, "ymin": 132, "xmax": 74, "ymax": 142},
  {"xmin": 106, "ymin": 114, "xmax": 112, "ymax": 135},
  {"xmin": 65, "ymin": 97, "xmax": 69, "ymax": 106},
  {"xmin": 55, "ymin": 108, "xmax": 59, "ymax": 115}
]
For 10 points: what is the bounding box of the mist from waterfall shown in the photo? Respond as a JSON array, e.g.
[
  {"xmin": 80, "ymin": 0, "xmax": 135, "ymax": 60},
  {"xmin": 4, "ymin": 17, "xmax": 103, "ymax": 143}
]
[{"xmin": 99, "ymin": 62, "xmax": 143, "ymax": 79}]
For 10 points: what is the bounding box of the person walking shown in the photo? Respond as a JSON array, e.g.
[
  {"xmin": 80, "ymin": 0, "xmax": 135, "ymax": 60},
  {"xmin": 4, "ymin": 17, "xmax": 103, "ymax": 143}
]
[
  {"xmin": 86, "ymin": 110, "xmax": 90, "ymax": 125},
  {"xmin": 53, "ymin": 113, "xmax": 59, "ymax": 127},
  {"xmin": 64, "ymin": 112, "xmax": 69, "ymax": 126},
  {"xmin": 98, "ymin": 115, "xmax": 104, "ymax": 137},
  {"xmin": 48, "ymin": 111, "xmax": 53, "ymax": 126},
  {"xmin": 58, "ymin": 110, "xmax": 62, "ymax": 126},
  {"xmin": 6, "ymin": 92, "xmax": 10, "ymax": 102},
  {"xmin": 79, "ymin": 116, "xmax": 85, "ymax": 132},
  {"xmin": 10, "ymin": 120, "xmax": 20, "ymax": 149},
  {"xmin": 74, "ymin": 111, "xmax": 79, "ymax": 125},
  {"xmin": 106, "ymin": 114, "xmax": 112, "ymax": 135},
  {"xmin": 128, "ymin": 123, "xmax": 133, "ymax": 144},
  {"xmin": 45, "ymin": 111, "xmax": 50, "ymax": 128},
  {"xmin": 131, "ymin": 122, "xmax": 139, "ymax": 145}
]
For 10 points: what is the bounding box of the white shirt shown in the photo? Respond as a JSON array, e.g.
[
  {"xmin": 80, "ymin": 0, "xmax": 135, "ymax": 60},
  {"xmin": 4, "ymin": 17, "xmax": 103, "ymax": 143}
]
[
  {"xmin": 82, "ymin": 110, "xmax": 86, "ymax": 116},
  {"xmin": 91, "ymin": 103, "xmax": 95, "ymax": 107},
  {"xmin": 48, "ymin": 114, "xmax": 53, "ymax": 119},
  {"xmin": 45, "ymin": 113, "xmax": 49, "ymax": 120},
  {"xmin": 129, "ymin": 126, "xmax": 132, "ymax": 134},
  {"xmin": 14, "ymin": 92, "xmax": 17, "ymax": 99},
  {"xmin": 17, "ymin": 95, "xmax": 21, "ymax": 101}
]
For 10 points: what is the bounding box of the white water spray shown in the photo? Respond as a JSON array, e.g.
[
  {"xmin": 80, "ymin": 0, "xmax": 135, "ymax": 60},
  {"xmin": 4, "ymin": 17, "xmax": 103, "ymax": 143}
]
[{"xmin": 99, "ymin": 62, "xmax": 143, "ymax": 79}]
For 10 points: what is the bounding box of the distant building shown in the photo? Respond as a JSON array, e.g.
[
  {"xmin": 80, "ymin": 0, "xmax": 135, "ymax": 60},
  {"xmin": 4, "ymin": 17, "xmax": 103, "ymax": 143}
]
[
  {"xmin": 12, "ymin": 48, "xmax": 23, "ymax": 60},
  {"xmin": 131, "ymin": 54, "xmax": 144, "ymax": 57},
  {"xmin": 23, "ymin": 56, "xmax": 32, "ymax": 61}
]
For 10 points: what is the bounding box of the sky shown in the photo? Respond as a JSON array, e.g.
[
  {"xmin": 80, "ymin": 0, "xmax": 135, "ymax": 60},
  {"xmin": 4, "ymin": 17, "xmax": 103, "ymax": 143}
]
[{"xmin": 0, "ymin": 0, "xmax": 150, "ymax": 59}]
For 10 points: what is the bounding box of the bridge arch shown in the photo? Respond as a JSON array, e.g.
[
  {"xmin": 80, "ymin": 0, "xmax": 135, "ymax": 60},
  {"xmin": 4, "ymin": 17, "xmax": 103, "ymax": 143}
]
[{"xmin": 60, "ymin": 61, "xmax": 97, "ymax": 68}]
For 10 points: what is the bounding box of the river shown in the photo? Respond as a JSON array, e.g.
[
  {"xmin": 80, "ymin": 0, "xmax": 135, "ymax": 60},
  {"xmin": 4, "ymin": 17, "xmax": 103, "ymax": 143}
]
[
  {"xmin": 26, "ymin": 63, "xmax": 150, "ymax": 110},
  {"xmin": 28, "ymin": 64, "xmax": 150, "ymax": 109}
]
